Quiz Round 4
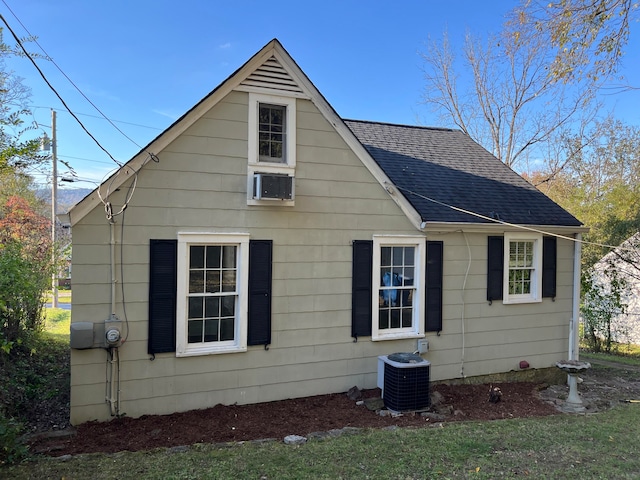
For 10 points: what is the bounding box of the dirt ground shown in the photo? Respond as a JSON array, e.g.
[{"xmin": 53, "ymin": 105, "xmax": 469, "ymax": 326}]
[{"xmin": 28, "ymin": 361, "xmax": 640, "ymax": 457}]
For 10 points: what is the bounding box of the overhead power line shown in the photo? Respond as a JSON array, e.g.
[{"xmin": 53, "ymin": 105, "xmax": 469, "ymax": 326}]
[
  {"xmin": 1, "ymin": 0, "xmax": 154, "ymax": 154},
  {"xmin": 33, "ymin": 107, "xmax": 164, "ymax": 131},
  {"xmin": 0, "ymin": 13, "xmax": 124, "ymax": 167},
  {"xmin": 396, "ymin": 185, "xmax": 636, "ymax": 253}
]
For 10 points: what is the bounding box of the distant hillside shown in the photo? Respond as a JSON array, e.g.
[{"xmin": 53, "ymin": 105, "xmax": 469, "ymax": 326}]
[{"xmin": 37, "ymin": 188, "xmax": 93, "ymax": 214}]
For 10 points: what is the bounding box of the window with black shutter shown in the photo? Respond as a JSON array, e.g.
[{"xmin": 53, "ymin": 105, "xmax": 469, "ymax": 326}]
[
  {"xmin": 487, "ymin": 234, "xmax": 557, "ymax": 304},
  {"xmin": 352, "ymin": 236, "xmax": 431, "ymax": 341},
  {"xmin": 148, "ymin": 236, "xmax": 273, "ymax": 356}
]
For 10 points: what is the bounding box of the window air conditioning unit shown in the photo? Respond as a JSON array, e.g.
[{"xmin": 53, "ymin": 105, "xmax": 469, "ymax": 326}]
[
  {"xmin": 253, "ymin": 173, "xmax": 293, "ymax": 200},
  {"xmin": 377, "ymin": 353, "xmax": 431, "ymax": 412}
]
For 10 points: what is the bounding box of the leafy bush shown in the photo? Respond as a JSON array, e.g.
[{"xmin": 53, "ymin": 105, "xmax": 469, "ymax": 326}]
[
  {"xmin": 0, "ymin": 413, "xmax": 28, "ymax": 465},
  {"xmin": 0, "ymin": 328, "xmax": 70, "ymax": 465},
  {"xmin": 0, "ymin": 195, "xmax": 55, "ymax": 344},
  {"xmin": 0, "ymin": 331, "xmax": 70, "ymax": 422},
  {"xmin": 581, "ymin": 267, "xmax": 630, "ymax": 353},
  {"xmin": 0, "ymin": 241, "xmax": 51, "ymax": 342}
]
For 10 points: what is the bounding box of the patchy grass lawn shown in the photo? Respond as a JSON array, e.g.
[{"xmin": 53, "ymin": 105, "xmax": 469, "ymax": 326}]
[
  {"xmin": 2, "ymin": 322, "xmax": 638, "ymax": 477},
  {"xmin": 3, "ymin": 405, "xmax": 640, "ymax": 479},
  {"xmin": 581, "ymin": 342, "xmax": 640, "ymax": 368},
  {"xmin": 44, "ymin": 308, "xmax": 71, "ymax": 341},
  {"xmin": 582, "ymin": 351, "xmax": 640, "ymax": 368}
]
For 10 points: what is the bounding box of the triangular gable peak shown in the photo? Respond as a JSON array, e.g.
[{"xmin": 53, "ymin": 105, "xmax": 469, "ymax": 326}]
[
  {"xmin": 69, "ymin": 39, "xmax": 419, "ymax": 228},
  {"xmin": 238, "ymin": 55, "xmax": 305, "ymax": 95}
]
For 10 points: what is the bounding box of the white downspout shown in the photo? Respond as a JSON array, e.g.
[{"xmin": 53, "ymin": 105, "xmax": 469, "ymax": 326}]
[{"xmin": 569, "ymin": 233, "xmax": 582, "ymax": 361}]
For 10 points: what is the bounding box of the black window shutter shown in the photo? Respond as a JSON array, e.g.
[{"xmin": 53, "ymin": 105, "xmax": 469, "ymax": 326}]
[
  {"xmin": 425, "ymin": 240, "xmax": 444, "ymax": 332},
  {"xmin": 542, "ymin": 236, "xmax": 557, "ymax": 298},
  {"xmin": 247, "ymin": 240, "xmax": 273, "ymax": 346},
  {"xmin": 148, "ymin": 239, "xmax": 177, "ymax": 354},
  {"xmin": 352, "ymin": 240, "xmax": 373, "ymax": 340},
  {"xmin": 487, "ymin": 236, "xmax": 504, "ymax": 303}
]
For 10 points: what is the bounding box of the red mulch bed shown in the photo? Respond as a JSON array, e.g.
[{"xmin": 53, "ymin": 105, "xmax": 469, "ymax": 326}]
[{"xmin": 29, "ymin": 382, "xmax": 558, "ymax": 456}]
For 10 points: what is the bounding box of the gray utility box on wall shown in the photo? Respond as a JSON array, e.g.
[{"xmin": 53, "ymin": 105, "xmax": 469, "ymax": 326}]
[
  {"xmin": 70, "ymin": 317, "xmax": 123, "ymax": 349},
  {"xmin": 70, "ymin": 322, "xmax": 95, "ymax": 349},
  {"xmin": 377, "ymin": 353, "xmax": 431, "ymax": 412}
]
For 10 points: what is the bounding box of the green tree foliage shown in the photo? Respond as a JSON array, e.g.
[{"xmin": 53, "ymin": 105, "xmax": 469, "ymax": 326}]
[
  {"xmin": 520, "ymin": 0, "xmax": 638, "ymax": 84},
  {"xmin": 536, "ymin": 118, "xmax": 640, "ymax": 269},
  {"xmin": 0, "ymin": 196, "xmax": 53, "ymax": 343},
  {"xmin": 0, "ymin": 27, "xmax": 46, "ymax": 174},
  {"xmin": 0, "ymin": 27, "xmax": 55, "ymax": 346},
  {"xmin": 582, "ymin": 265, "xmax": 629, "ymax": 352}
]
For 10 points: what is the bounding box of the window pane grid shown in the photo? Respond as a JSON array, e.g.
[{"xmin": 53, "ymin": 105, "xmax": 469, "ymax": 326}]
[
  {"xmin": 187, "ymin": 244, "xmax": 238, "ymax": 344},
  {"xmin": 258, "ymin": 104, "xmax": 286, "ymax": 163},
  {"xmin": 508, "ymin": 240, "xmax": 534, "ymax": 295},
  {"xmin": 378, "ymin": 245, "xmax": 415, "ymax": 331}
]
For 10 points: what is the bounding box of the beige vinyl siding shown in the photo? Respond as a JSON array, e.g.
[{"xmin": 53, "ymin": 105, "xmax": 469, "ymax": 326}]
[
  {"xmin": 423, "ymin": 231, "xmax": 572, "ymax": 381},
  {"xmin": 70, "ymin": 91, "xmax": 420, "ymax": 423},
  {"xmin": 70, "ymin": 89, "xmax": 577, "ymax": 424}
]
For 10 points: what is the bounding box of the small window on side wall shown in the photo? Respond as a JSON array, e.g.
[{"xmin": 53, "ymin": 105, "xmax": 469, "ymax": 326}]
[
  {"xmin": 503, "ymin": 233, "xmax": 543, "ymax": 304},
  {"xmin": 248, "ymin": 93, "xmax": 296, "ymax": 168},
  {"xmin": 258, "ymin": 104, "xmax": 286, "ymax": 163}
]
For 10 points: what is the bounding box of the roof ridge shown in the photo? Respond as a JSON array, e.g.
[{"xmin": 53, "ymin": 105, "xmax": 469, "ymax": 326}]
[{"xmin": 343, "ymin": 118, "xmax": 459, "ymax": 133}]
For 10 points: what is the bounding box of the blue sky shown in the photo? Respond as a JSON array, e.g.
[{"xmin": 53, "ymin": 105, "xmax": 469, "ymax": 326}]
[{"xmin": 2, "ymin": 0, "xmax": 639, "ymax": 187}]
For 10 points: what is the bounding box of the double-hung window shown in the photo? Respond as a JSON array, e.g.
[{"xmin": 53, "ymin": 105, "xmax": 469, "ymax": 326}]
[
  {"xmin": 372, "ymin": 236, "xmax": 425, "ymax": 341},
  {"xmin": 176, "ymin": 233, "xmax": 249, "ymax": 356},
  {"xmin": 503, "ymin": 233, "xmax": 542, "ymax": 304}
]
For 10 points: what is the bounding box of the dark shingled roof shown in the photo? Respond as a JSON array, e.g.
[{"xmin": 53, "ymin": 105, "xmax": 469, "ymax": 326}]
[{"xmin": 344, "ymin": 120, "xmax": 582, "ymax": 227}]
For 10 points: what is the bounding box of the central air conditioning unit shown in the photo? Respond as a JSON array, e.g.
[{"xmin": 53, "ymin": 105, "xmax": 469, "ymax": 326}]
[
  {"xmin": 377, "ymin": 353, "xmax": 431, "ymax": 412},
  {"xmin": 253, "ymin": 173, "xmax": 294, "ymax": 200}
]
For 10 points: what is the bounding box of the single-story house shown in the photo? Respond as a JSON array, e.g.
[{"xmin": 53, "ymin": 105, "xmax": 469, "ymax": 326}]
[{"xmin": 67, "ymin": 39, "xmax": 585, "ymax": 425}]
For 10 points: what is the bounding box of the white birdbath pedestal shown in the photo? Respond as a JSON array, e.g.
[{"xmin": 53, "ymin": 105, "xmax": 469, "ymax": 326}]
[{"xmin": 556, "ymin": 360, "xmax": 591, "ymax": 413}]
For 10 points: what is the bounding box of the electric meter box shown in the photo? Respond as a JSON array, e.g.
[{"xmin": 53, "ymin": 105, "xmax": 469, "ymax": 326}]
[
  {"xmin": 104, "ymin": 316, "xmax": 123, "ymax": 347},
  {"xmin": 70, "ymin": 322, "xmax": 95, "ymax": 349}
]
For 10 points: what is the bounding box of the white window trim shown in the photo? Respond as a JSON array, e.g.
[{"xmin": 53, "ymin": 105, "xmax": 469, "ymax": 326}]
[
  {"xmin": 247, "ymin": 93, "xmax": 296, "ymax": 206},
  {"xmin": 248, "ymin": 93, "xmax": 296, "ymax": 168},
  {"xmin": 176, "ymin": 233, "xmax": 250, "ymax": 357},
  {"xmin": 502, "ymin": 232, "xmax": 543, "ymax": 304},
  {"xmin": 372, "ymin": 235, "xmax": 426, "ymax": 341}
]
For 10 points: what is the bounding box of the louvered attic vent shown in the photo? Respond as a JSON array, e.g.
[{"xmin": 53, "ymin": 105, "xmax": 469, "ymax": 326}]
[{"xmin": 253, "ymin": 173, "xmax": 294, "ymax": 200}]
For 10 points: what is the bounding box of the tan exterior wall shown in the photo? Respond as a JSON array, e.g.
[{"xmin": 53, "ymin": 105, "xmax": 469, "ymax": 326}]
[
  {"xmin": 423, "ymin": 231, "xmax": 573, "ymax": 381},
  {"xmin": 70, "ymin": 90, "xmax": 576, "ymax": 424}
]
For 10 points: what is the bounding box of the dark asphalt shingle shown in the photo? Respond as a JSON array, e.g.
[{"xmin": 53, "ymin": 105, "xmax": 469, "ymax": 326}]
[{"xmin": 344, "ymin": 120, "xmax": 582, "ymax": 227}]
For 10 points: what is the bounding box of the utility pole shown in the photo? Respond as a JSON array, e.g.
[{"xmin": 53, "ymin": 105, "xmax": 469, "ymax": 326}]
[{"xmin": 51, "ymin": 109, "xmax": 58, "ymax": 309}]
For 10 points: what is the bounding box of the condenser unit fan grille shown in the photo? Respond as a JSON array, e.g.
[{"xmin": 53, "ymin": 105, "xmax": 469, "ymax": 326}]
[{"xmin": 378, "ymin": 354, "xmax": 430, "ymax": 412}]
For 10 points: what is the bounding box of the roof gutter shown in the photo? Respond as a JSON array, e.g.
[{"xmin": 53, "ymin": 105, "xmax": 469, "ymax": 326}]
[{"xmin": 420, "ymin": 221, "xmax": 589, "ymax": 235}]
